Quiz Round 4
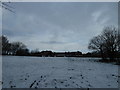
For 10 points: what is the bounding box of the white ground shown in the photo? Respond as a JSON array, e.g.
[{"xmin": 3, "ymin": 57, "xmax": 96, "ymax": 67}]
[
  {"xmin": 0, "ymin": 56, "xmax": 2, "ymax": 89},
  {"xmin": 2, "ymin": 56, "xmax": 119, "ymax": 88}
]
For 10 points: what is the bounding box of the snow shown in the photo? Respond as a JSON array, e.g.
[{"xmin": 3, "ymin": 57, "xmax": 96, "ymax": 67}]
[
  {"xmin": 0, "ymin": 56, "xmax": 2, "ymax": 90},
  {"xmin": 2, "ymin": 56, "xmax": 118, "ymax": 88}
]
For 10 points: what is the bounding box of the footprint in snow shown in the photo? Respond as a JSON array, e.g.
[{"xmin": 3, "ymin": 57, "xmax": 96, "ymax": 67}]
[
  {"xmin": 36, "ymin": 83, "xmax": 39, "ymax": 85},
  {"xmin": 55, "ymin": 86, "xmax": 57, "ymax": 88},
  {"xmin": 30, "ymin": 80, "xmax": 36, "ymax": 88},
  {"xmin": 88, "ymin": 84, "xmax": 92, "ymax": 87},
  {"xmin": 35, "ymin": 86, "xmax": 38, "ymax": 89},
  {"xmin": 76, "ymin": 84, "xmax": 78, "ymax": 86},
  {"xmin": 112, "ymin": 74, "xmax": 115, "ymax": 76},
  {"xmin": 67, "ymin": 84, "xmax": 70, "ymax": 86},
  {"xmin": 54, "ymin": 82, "xmax": 56, "ymax": 85},
  {"xmin": 68, "ymin": 69, "xmax": 74, "ymax": 71},
  {"xmin": 61, "ymin": 81, "xmax": 64, "ymax": 83},
  {"xmin": 0, "ymin": 81, "xmax": 3, "ymax": 84},
  {"xmin": 54, "ymin": 79, "xmax": 57, "ymax": 81},
  {"xmin": 69, "ymin": 77, "xmax": 72, "ymax": 79},
  {"xmin": 41, "ymin": 76, "xmax": 43, "ymax": 78},
  {"xmin": 10, "ymin": 85, "xmax": 16, "ymax": 88}
]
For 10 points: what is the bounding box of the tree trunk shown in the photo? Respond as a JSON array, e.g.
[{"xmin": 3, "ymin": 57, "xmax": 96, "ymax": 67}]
[{"xmin": 100, "ymin": 48, "xmax": 105, "ymax": 60}]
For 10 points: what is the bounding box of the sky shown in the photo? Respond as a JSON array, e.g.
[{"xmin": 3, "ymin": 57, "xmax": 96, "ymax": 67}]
[{"xmin": 2, "ymin": 2, "xmax": 118, "ymax": 53}]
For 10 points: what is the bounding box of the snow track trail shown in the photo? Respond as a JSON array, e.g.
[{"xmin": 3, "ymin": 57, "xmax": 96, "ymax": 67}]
[{"xmin": 2, "ymin": 56, "xmax": 118, "ymax": 88}]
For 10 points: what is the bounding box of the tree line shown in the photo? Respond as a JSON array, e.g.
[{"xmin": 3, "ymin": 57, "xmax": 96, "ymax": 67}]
[
  {"xmin": 0, "ymin": 36, "xmax": 82, "ymax": 57},
  {"xmin": 0, "ymin": 26, "xmax": 120, "ymax": 62},
  {"xmin": 0, "ymin": 36, "xmax": 29, "ymax": 56}
]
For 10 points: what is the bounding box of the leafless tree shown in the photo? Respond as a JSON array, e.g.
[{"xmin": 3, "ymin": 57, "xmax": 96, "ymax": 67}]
[
  {"xmin": 0, "ymin": 35, "xmax": 11, "ymax": 55},
  {"xmin": 88, "ymin": 35, "xmax": 106, "ymax": 59},
  {"xmin": 0, "ymin": 35, "xmax": 29, "ymax": 55},
  {"xmin": 118, "ymin": 31, "xmax": 120, "ymax": 53},
  {"xmin": 10, "ymin": 42, "xmax": 27, "ymax": 55},
  {"xmin": 102, "ymin": 26, "xmax": 118, "ymax": 60},
  {"xmin": 88, "ymin": 26, "xmax": 119, "ymax": 61}
]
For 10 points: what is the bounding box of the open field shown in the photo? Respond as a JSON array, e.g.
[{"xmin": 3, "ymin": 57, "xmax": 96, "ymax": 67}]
[{"xmin": 2, "ymin": 56, "xmax": 119, "ymax": 88}]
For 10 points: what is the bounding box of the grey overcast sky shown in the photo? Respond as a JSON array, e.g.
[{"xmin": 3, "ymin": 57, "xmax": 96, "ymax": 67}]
[{"xmin": 2, "ymin": 2, "xmax": 118, "ymax": 53}]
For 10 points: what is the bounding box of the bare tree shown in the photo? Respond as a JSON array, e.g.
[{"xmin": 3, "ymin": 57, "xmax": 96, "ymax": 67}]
[
  {"xmin": 88, "ymin": 35, "xmax": 106, "ymax": 59},
  {"xmin": 0, "ymin": 35, "xmax": 29, "ymax": 55},
  {"xmin": 118, "ymin": 31, "xmax": 120, "ymax": 53},
  {"xmin": 88, "ymin": 26, "xmax": 119, "ymax": 61},
  {"xmin": 101, "ymin": 26, "xmax": 118, "ymax": 61},
  {"xmin": 0, "ymin": 35, "xmax": 11, "ymax": 55},
  {"xmin": 10, "ymin": 42, "xmax": 27, "ymax": 55}
]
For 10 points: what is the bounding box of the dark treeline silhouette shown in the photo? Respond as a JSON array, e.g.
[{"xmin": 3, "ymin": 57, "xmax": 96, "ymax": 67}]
[
  {"xmin": 30, "ymin": 50, "xmax": 82, "ymax": 57},
  {"xmin": 0, "ymin": 35, "xmax": 83, "ymax": 57},
  {"xmin": 0, "ymin": 35, "xmax": 29, "ymax": 56},
  {"xmin": 0, "ymin": 35, "xmax": 103, "ymax": 57},
  {"xmin": 0, "ymin": 26, "xmax": 120, "ymax": 63},
  {"xmin": 88, "ymin": 26, "xmax": 120, "ymax": 63},
  {"xmin": 0, "ymin": 35, "xmax": 98, "ymax": 57},
  {"xmin": 0, "ymin": 35, "xmax": 100, "ymax": 57}
]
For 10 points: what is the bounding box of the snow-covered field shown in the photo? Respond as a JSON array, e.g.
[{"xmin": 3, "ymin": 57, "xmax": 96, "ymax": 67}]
[
  {"xmin": 0, "ymin": 56, "xmax": 2, "ymax": 90},
  {"xmin": 2, "ymin": 56, "xmax": 119, "ymax": 88}
]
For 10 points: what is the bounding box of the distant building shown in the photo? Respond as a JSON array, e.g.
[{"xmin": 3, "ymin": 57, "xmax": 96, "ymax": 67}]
[
  {"xmin": 35, "ymin": 51, "xmax": 82, "ymax": 57},
  {"xmin": 54, "ymin": 51, "xmax": 82, "ymax": 57},
  {"xmin": 54, "ymin": 52, "xmax": 66, "ymax": 57},
  {"xmin": 41, "ymin": 51, "xmax": 54, "ymax": 57}
]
